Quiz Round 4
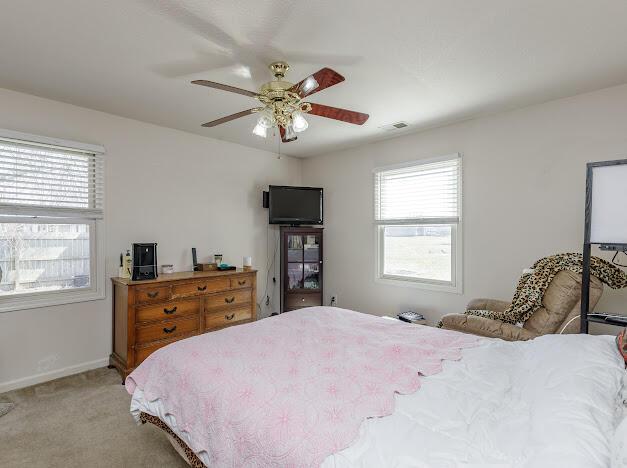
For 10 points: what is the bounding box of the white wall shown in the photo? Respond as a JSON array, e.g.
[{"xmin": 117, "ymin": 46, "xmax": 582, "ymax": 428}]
[
  {"xmin": 0, "ymin": 88, "xmax": 300, "ymax": 392},
  {"xmin": 303, "ymin": 83, "xmax": 627, "ymax": 328},
  {"xmin": 2, "ymin": 82, "xmax": 626, "ymax": 392}
]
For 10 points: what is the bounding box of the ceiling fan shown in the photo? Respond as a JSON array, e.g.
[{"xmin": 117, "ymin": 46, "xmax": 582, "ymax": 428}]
[{"xmin": 192, "ymin": 62, "xmax": 369, "ymax": 143}]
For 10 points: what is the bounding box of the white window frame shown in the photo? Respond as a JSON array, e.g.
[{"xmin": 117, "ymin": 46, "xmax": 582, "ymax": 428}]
[
  {"xmin": 373, "ymin": 154, "xmax": 463, "ymax": 294},
  {"xmin": 0, "ymin": 129, "xmax": 105, "ymax": 313}
]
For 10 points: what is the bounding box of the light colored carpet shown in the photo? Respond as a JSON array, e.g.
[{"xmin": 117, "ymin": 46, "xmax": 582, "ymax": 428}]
[{"xmin": 0, "ymin": 367, "xmax": 188, "ymax": 468}]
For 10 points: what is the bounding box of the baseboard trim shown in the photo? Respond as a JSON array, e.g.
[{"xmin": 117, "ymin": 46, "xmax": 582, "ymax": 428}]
[{"xmin": 0, "ymin": 357, "xmax": 109, "ymax": 394}]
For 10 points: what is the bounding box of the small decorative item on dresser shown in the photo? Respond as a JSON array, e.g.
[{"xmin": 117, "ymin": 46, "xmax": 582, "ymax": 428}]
[
  {"xmin": 119, "ymin": 253, "xmax": 126, "ymax": 278},
  {"xmin": 161, "ymin": 264, "xmax": 174, "ymax": 274},
  {"xmin": 197, "ymin": 263, "xmax": 218, "ymax": 271},
  {"xmin": 214, "ymin": 254, "xmax": 223, "ymax": 265},
  {"xmin": 243, "ymin": 256, "xmax": 252, "ymax": 271},
  {"xmin": 122, "ymin": 250, "xmax": 132, "ymax": 278}
]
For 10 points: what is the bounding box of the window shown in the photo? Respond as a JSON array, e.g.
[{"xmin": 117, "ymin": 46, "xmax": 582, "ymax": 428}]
[
  {"xmin": 0, "ymin": 129, "xmax": 105, "ymax": 311},
  {"xmin": 374, "ymin": 154, "xmax": 462, "ymax": 292}
]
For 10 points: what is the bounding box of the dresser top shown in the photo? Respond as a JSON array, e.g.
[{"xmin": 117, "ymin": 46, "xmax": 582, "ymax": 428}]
[{"xmin": 111, "ymin": 269, "xmax": 257, "ymax": 286}]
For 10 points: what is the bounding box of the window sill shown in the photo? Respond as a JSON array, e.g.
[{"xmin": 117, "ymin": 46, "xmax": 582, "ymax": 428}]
[
  {"xmin": 0, "ymin": 288, "xmax": 105, "ymax": 313},
  {"xmin": 375, "ymin": 275, "xmax": 463, "ymax": 294}
]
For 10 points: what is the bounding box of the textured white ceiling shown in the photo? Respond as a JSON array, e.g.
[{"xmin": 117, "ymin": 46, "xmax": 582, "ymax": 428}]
[{"xmin": 1, "ymin": 0, "xmax": 627, "ymax": 157}]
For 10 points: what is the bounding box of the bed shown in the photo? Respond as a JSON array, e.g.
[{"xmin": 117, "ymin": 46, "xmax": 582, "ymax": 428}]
[{"xmin": 127, "ymin": 307, "xmax": 627, "ymax": 467}]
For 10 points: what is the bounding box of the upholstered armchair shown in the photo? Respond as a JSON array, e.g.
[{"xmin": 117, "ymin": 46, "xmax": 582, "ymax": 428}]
[{"xmin": 440, "ymin": 270, "xmax": 604, "ymax": 341}]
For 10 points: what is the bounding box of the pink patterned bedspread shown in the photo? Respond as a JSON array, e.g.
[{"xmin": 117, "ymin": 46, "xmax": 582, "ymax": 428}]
[{"xmin": 126, "ymin": 307, "xmax": 477, "ymax": 467}]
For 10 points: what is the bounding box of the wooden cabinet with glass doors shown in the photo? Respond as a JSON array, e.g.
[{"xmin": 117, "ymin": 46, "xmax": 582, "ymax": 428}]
[{"xmin": 280, "ymin": 226, "xmax": 323, "ymax": 312}]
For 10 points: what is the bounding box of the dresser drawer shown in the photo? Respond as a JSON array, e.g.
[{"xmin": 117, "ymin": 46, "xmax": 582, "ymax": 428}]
[
  {"xmin": 135, "ymin": 299, "xmax": 200, "ymax": 323},
  {"xmin": 205, "ymin": 306, "xmax": 252, "ymax": 330},
  {"xmin": 171, "ymin": 278, "xmax": 230, "ymax": 298},
  {"xmin": 135, "ymin": 334, "xmax": 192, "ymax": 366},
  {"xmin": 285, "ymin": 293, "xmax": 322, "ymax": 311},
  {"xmin": 204, "ymin": 288, "xmax": 252, "ymax": 310},
  {"xmin": 135, "ymin": 315, "xmax": 199, "ymax": 344},
  {"xmin": 230, "ymin": 276, "xmax": 253, "ymax": 289},
  {"xmin": 135, "ymin": 286, "xmax": 170, "ymax": 304}
]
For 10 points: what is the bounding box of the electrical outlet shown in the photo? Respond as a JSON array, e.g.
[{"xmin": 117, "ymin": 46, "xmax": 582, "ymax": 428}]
[
  {"xmin": 330, "ymin": 294, "xmax": 338, "ymax": 307},
  {"xmin": 265, "ymin": 295, "xmax": 270, "ymax": 306}
]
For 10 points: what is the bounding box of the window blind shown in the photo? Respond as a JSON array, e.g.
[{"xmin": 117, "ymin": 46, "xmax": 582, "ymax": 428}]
[
  {"xmin": 0, "ymin": 138, "xmax": 104, "ymax": 219},
  {"xmin": 374, "ymin": 156, "xmax": 460, "ymax": 224}
]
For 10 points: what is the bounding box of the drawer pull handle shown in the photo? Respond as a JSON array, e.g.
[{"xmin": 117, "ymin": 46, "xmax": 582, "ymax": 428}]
[
  {"xmin": 225, "ymin": 296, "xmax": 235, "ymax": 304},
  {"xmin": 225, "ymin": 313, "xmax": 235, "ymax": 320},
  {"xmin": 147, "ymin": 291, "xmax": 159, "ymax": 298},
  {"xmin": 163, "ymin": 306, "xmax": 177, "ymax": 315},
  {"xmin": 163, "ymin": 325, "xmax": 177, "ymax": 334},
  {"xmin": 238, "ymin": 280, "xmax": 246, "ymax": 286},
  {"xmin": 197, "ymin": 285, "xmax": 207, "ymax": 292}
]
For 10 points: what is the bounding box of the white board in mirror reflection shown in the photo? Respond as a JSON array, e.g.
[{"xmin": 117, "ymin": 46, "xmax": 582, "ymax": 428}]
[{"xmin": 590, "ymin": 163, "xmax": 627, "ymax": 244}]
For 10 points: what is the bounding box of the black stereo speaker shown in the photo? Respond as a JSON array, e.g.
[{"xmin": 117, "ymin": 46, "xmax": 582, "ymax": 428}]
[
  {"xmin": 262, "ymin": 191, "xmax": 269, "ymax": 208},
  {"xmin": 132, "ymin": 243, "xmax": 158, "ymax": 281}
]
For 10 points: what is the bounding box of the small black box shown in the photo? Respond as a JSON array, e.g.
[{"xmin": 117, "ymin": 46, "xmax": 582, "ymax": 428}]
[{"xmin": 132, "ymin": 243, "xmax": 158, "ymax": 281}]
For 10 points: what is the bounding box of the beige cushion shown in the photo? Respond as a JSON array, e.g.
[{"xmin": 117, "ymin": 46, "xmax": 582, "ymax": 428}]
[
  {"xmin": 523, "ymin": 270, "xmax": 603, "ymax": 335},
  {"xmin": 466, "ymin": 298, "xmax": 511, "ymax": 313},
  {"xmin": 440, "ymin": 313, "xmax": 538, "ymax": 341}
]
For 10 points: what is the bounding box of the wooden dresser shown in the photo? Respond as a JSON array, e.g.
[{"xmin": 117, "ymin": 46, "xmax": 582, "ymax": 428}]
[{"xmin": 110, "ymin": 269, "xmax": 257, "ymax": 379}]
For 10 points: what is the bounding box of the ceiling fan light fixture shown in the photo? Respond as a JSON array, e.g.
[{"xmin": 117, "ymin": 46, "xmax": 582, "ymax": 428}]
[
  {"xmin": 193, "ymin": 63, "xmax": 368, "ymax": 143},
  {"xmin": 292, "ymin": 111, "xmax": 309, "ymax": 133},
  {"xmin": 283, "ymin": 124, "xmax": 296, "ymax": 141},
  {"xmin": 252, "ymin": 122, "xmax": 267, "ymax": 138},
  {"xmin": 257, "ymin": 110, "xmax": 275, "ymax": 129}
]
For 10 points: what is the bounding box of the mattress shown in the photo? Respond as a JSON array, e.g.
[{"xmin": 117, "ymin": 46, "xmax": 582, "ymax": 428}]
[{"xmin": 130, "ymin": 323, "xmax": 626, "ymax": 467}]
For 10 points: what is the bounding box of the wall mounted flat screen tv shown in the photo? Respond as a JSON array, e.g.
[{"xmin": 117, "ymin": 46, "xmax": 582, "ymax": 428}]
[{"xmin": 269, "ymin": 185, "xmax": 323, "ymax": 225}]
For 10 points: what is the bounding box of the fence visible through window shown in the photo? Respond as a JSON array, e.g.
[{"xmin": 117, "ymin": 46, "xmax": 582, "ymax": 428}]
[{"xmin": 0, "ymin": 223, "xmax": 90, "ymax": 295}]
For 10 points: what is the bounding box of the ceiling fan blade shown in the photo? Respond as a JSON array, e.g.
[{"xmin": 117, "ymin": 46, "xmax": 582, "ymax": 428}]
[
  {"xmin": 201, "ymin": 108, "xmax": 257, "ymax": 127},
  {"xmin": 192, "ymin": 80, "xmax": 258, "ymax": 98},
  {"xmin": 307, "ymin": 103, "xmax": 369, "ymax": 125},
  {"xmin": 279, "ymin": 126, "xmax": 297, "ymax": 143},
  {"xmin": 290, "ymin": 68, "xmax": 345, "ymax": 98}
]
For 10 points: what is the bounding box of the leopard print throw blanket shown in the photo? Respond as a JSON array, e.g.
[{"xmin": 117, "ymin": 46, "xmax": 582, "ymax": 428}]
[{"xmin": 440, "ymin": 253, "xmax": 627, "ymax": 327}]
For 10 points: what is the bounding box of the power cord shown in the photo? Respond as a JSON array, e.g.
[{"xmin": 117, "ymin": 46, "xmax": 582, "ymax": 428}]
[
  {"xmin": 257, "ymin": 224, "xmax": 279, "ymax": 315},
  {"xmin": 559, "ymin": 315, "xmax": 580, "ymax": 334}
]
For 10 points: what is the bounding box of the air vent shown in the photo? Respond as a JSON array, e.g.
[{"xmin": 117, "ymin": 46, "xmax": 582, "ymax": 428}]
[{"xmin": 378, "ymin": 121, "xmax": 409, "ymax": 132}]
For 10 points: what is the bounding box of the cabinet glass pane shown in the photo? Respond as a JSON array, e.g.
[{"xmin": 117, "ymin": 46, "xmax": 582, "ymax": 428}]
[
  {"xmin": 303, "ymin": 263, "xmax": 320, "ymax": 290},
  {"xmin": 303, "ymin": 235, "xmax": 319, "ymax": 262},
  {"xmin": 287, "ymin": 263, "xmax": 303, "ymax": 290},
  {"xmin": 287, "ymin": 235, "xmax": 303, "ymax": 262}
]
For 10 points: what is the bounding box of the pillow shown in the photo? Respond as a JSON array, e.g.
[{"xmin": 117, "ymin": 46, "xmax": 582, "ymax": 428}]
[{"xmin": 617, "ymin": 328, "xmax": 627, "ymax": 364}]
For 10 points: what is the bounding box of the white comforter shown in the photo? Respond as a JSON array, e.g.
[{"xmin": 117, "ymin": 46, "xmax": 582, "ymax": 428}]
[{"xmin": 131, "ymin": 329, "xmax": 626, "ymax": 468}]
